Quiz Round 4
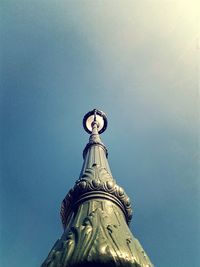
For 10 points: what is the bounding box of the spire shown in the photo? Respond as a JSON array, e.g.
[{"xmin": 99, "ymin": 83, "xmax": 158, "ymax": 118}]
[
  {"xmin": 81, "ymin": 109, "xmax": 110, "ymax": 176},
  {"xmin": 41, "ymin": 109, "xmax": 154, "ymax": 267}
]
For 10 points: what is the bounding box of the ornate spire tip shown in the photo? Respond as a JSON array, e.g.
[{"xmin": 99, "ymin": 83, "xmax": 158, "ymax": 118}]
[{"xmin": 83, "ymin": 109, "xmax": 108, "ymax": 134}]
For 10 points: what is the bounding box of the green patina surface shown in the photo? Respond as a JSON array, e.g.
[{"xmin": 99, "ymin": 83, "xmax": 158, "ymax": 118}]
[{"xmin": 41, "ymin": 111, "xmax": 154, "ymax": 267}]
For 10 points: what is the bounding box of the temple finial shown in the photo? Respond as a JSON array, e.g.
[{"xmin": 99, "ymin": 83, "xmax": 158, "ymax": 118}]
[{"xmin": 41, "ymin": 110, "xmax": 154, "ymax": 267}]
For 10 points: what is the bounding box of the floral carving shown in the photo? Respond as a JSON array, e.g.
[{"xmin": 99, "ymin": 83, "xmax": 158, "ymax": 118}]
[
  {"xmin": 43, "ymin": 201, "xmax": 153, "ymax": 267},
  {"xmin": 61, "ymin": 164, "xmax": 133, "ymax": 229}
]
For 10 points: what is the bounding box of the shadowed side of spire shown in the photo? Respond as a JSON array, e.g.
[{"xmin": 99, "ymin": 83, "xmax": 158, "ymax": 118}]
[{"xmin": 41, "ymin": 109, "xmax": 154, "ymax": 267}]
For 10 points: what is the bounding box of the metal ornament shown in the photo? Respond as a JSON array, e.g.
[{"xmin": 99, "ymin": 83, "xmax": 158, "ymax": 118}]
[{"xmin": 41, "ymin": 109, "xmax": 154, "ymax": 267}]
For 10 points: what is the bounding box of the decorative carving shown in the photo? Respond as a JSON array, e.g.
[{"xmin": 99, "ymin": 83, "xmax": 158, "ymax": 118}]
[
  {"xmin": 61, "ymin": 164, "xmax": 133, "ymax": 229},
  {"xmin": 42, "ymin": 199, "xmax": 153, "ymax": 267},
  {"xmin": 42, "ymin": 110, "xmax": 154, "ymax": 267}
]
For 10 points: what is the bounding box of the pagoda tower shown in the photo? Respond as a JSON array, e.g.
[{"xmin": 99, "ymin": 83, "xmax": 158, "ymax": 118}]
[{"xmin": 41, "ymin": 109, "xmax": 154, "ymax": 267}]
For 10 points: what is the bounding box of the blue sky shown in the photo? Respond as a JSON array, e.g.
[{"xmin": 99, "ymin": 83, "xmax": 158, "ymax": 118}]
[{"xmin": 1, "ymin": 1, "xmax": 200, "ymax": 266}]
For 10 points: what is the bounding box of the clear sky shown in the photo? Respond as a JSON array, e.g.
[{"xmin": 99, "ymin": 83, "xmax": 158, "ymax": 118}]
[{"xmin": 1, "ymin": 1, "xmax": 200, "ymax": 266}]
